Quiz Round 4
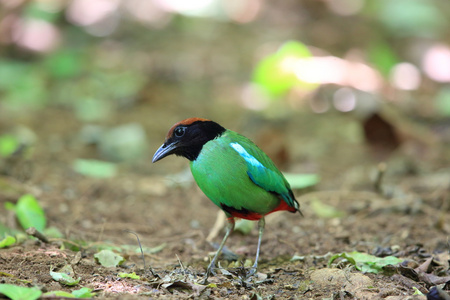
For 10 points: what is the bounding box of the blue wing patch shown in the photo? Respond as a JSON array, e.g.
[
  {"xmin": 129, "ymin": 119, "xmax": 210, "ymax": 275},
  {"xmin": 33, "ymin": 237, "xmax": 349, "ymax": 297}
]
[
  {"xmin": 229, "ymin": 142, "xmax": 299, "ymax": 211},
  {"xmin": 230, "ymin": 142, "xmax": 265, "ymax": 169}
]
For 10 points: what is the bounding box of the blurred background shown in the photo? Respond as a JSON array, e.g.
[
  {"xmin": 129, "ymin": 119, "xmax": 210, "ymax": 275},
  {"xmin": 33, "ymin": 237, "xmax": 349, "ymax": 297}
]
[
  {"xmin": 1, "ymin": 1, "xmax": 450, "ymax": 297},
  {"xmin": 1, "ymin": 0, "xmax": 450, "ymax": 197}
]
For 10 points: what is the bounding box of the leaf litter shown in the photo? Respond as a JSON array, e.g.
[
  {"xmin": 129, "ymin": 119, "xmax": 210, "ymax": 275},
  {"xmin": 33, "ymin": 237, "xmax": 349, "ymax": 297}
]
[{"xmin": 0, "ymin": 109, "xmax": 449, "ymax": 299}]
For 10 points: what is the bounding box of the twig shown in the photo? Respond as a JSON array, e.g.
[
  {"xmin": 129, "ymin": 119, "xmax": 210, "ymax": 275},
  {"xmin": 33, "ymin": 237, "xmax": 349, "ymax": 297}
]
[
  {"xmin": 26, "ymin": 227, "xmax": 49, "ymax": 243},
  {"xmin": 176, "ymin": 254, "xmax": 185, "ymax": 272},
  {"xmin": 125, "ymin": 230, "xmax": 157, "ymax": 277}
]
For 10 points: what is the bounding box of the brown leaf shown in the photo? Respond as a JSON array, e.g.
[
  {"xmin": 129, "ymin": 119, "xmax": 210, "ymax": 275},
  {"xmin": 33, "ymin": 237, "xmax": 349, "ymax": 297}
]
[
  {"xmin": 162, "ymin": 280, "xmax": 207, "ymax": 296},
  {"xmin": 363, "ymin": 113, "xmax": 400, "ymax": 160}
]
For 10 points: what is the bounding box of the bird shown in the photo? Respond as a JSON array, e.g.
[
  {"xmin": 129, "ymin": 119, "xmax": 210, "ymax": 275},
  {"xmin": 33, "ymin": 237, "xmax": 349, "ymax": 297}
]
[{"xmin": 152, "ymin": 118, "xmax": 301, "ymax": 283}]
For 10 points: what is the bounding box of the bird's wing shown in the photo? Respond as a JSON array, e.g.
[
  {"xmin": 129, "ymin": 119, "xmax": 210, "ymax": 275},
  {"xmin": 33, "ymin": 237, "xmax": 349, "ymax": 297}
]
[{"xmin": 229, "ymin": 141, "xmax": 299, "ymax": 211}]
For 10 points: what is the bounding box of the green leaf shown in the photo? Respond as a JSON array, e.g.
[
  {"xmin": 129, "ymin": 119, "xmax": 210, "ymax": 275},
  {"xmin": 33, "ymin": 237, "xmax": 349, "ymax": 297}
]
[
  {"xmin": 43, "ymin": 226, "xmax": 64, "ymax": 238},
  {"xmin": 24, "ymin": 2, "xmax": 60, "ymax": 22},
  {"xmin": 118, "ymin": 272, "xmax": 140, "ymax": 279},
  {"xmin": 118, "ymin": 243, "xmax": 167, "ymax": 254},
  {"xmin": 98, "ymin": 123, "xmax": 148, "ymax": 162},
  {"xmin": 234, "ymin": 219, "xmax": 255, "ymax": 235},
  {"xmin": 252, "ymin": 40, "xmax": 317, "ymax": 98},
  {"xmin": 0, "ymin": 135, "xmax": 19, "ymax": 157},
  {"xmin": 367, "ymin": 41, "xmax": 398, "ymax": 77},
  {"xmin": 43, "ymin": 290, "xmax": 75, "ymax": 298},
  {"xmin": 94, "ymin": 250, "xmax": 124, "ymax": 267},
  {"xmin": 72, "ymin": 287, "xmax": 95, "ymax": 298},
  {"xmin": 74, "ymin": 98, "xmax": 112, "ymax": 122},
  {"xmin": 43, "ymin": 288, "xmax": 95, "ymax": 298},
  {"xmin": 4, "ymin": 202, "xmax": 15, "ymax": 211},
  {"xmin": 0, "ymin": 284, "xmax": 42, "ymax": 300},
  {"xmin": 50, "ymin": 265, "xmax": 81, "ymax": 286},
  {"xmin": 44, "ymin": 50, "xmax": 82, "ymax": 78},
  {"xmin": 2, "ymin": 69, "xmax": 48, "ymax": 109},
  {"xmin": 73, "ymin": 159, "xmax": 117, "ymax": 178},
  {"xmin": 435, "ymin": 87, "xmax": 450, "ymax": 116},
  {"xmin": 15, "ymin": 194, "xmax": 46, "ymax": 231},
  {"xmin": 0, "ymin": 61, "xmax": 29, "ymax": 90},
  {"xmin": 284, "ymin": 173, "xmax": 319, "ymax": 189},
  {"xmin": 50, "ymin": 271, "xmax": 80, "ymax": 286},
  {"xmin": 95, "ymin": 243, "xmax": 123, "ymax": 252},
  {"xmin": 0, "ymin": 222, "xmax": 18, "ymax": 238},
  {"xmin": 0, "ymin": 236, "xmax": 16, "ymax": 248},
  {"xmin": 141, "ymin": 243, "xmax": 167, "ymax": 254},
  {"xmin": 412, "ymin": 287, "xmax": 424, "ymax": 295},
  {"xmin": 329, "ymin": 251, "xmax": 403, "ymax": 274},
  {"xmin": 310, "ymin": 198, "xmax": 345, "ymax": 219},
  {"xmin": 372, "ymin": 0, "xmax": 447, "ymax": 38}
]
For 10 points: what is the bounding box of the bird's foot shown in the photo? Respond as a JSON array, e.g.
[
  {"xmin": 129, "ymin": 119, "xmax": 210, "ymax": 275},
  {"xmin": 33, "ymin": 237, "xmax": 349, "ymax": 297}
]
[
  {"xmin": 200, "ymin": 276, "xmax": 209, "ymax": 285},
  {"xmin": 246, "ymin": 267, "xmax": 257, "ymax": 277},
  {"xmin": 245, "ymin": 263, "xmax": 258, "ymax": 279},
  {"xmin": 200, "ymin": 265, "xmax": 217, "ymax": 285}
]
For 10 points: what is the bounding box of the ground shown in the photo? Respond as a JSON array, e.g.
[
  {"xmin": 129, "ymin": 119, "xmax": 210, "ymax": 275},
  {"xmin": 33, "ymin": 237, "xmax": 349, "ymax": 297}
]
[{"xmin": 0, "ymin": 103, "xmax": 449, "ymax": 299}]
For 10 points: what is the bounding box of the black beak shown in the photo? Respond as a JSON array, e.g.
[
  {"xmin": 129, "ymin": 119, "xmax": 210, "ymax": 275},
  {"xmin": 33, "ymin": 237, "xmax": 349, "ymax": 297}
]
[{"xmin": 152, "ymin": 141, "xmax": 178, "ymax": 163}]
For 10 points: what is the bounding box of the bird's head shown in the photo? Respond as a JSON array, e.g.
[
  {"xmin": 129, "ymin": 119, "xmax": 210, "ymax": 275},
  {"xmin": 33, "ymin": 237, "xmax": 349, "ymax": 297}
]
[{"xmin": 152, "ymin": 118, "xmax": 226, "ymax": 162}]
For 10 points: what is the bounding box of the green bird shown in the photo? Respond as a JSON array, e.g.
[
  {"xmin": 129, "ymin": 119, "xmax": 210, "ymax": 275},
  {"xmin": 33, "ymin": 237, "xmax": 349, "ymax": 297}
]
[{"xmin": 152, "ymin": 118, "xmax": 301, "ymax": 283}]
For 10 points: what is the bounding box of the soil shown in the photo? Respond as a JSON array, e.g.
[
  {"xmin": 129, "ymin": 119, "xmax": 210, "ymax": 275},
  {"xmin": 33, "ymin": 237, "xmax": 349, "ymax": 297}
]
[{"xmin": 0, "ymin": 103, "xmax": 449, "ymax": 299}]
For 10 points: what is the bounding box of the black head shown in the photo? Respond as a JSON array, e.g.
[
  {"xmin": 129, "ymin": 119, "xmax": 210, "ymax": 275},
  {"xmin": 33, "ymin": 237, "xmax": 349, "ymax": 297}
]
[{"xmin": 152, "ymin": 118, "xmax": 226, "ymax": 162}]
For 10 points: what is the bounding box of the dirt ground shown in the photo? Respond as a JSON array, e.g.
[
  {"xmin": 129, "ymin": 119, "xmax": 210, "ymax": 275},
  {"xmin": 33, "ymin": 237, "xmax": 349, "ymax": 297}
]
[{"xmin": 0, "ymin": 102, "xmax": 449, "ymax": 299}]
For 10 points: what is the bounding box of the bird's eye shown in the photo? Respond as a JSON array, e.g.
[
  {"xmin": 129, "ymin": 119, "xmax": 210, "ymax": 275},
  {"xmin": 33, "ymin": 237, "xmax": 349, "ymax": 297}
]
[{"xmin": 174, "ymin": 127, "xmax": 185, "ymax": 137}]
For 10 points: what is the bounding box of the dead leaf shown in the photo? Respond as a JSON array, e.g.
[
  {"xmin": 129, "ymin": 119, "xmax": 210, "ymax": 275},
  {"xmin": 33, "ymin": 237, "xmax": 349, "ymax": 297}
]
[
  {"xmin": 161, "ymin": 280, "xmax": 207, "ymax": 297},
  {"xmin": 311, "ymin": 268, "xmax": 374, "ymax": 299},
  {"xmin": 71, "ymin": 251, "xmax": 82, "ymax": 265},
  {"xmin": 363, "ymin": 112, "xmax": 401, "ymax": 160}
]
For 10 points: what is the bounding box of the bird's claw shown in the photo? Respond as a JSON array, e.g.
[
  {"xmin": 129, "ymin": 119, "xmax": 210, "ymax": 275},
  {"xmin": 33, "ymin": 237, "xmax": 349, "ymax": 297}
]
[
  {"xmin": 200, "ymin": 277, "xmax": 209, "ymax": 285},
  {"xmin": 200, "ymin": 266, "xmax": 216, "ymax": 285},
  {"xmin": 209, "ymin": 267, "xmax": 217, "ymax": 276},
  {"xmin": 246, "ymin": 267, "xmax": 257, "ymax": 278}
]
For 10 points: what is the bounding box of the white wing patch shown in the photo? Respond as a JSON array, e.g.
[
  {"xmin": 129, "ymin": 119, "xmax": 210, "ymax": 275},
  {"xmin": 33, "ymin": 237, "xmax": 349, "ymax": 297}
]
[{"xmin": 230, "ymin": 142, "xmax": 265, "ymax": 169}]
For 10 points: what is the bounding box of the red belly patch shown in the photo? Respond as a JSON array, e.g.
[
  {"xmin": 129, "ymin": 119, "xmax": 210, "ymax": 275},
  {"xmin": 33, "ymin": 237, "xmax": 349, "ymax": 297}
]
[{"xmin": 222, "ymin": 199, "xmax": 296, "ymax": 221}]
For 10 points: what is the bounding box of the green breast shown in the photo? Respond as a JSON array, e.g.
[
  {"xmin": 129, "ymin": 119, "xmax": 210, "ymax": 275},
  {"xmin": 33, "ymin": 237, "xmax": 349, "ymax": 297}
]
[{"xmin": 190, "ymin": 130, "xmax": 282, "ymax": 216}]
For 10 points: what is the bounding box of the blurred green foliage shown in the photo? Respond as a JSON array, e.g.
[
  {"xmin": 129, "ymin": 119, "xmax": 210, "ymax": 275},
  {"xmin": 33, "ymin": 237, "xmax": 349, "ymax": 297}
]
[
  {"xmin": 44, "ymin": 50, "xmax": 82, "ymax": 78},
  {"xmin": 0, "ymin": 50, "xmax": 145, "ymax": 117},
  {"xmin": 284, "ymin": 173, "xmax": 320, "ymax": 190},
  {"xmin": 436, "ymin": 87, "xmax": 450, "ymax": 116},
  {"xmin": 73, "ymin": 159, "xmax": 117, "ymax": 178},
  {"xmin": 367, "ymin": 41, "xmax": 399, "ymax": 77},
  {"xmin": 0, "ymin": 284, "xmax": 42, "ymax": 300},
  {"xmin": 310, "ymin": 198, "xmax": 346, "ymax": 219},
  {"xmin": 0, "ymin": 0, "xmax": 448, "ymax": 115},
  {"xmin": 0, "ymin": 135, "xmax": 19, "ymax": 158},
  {"xmin": 43, "ymin": 287, "xmax": 96, "ymax": 298},
  {"xmin": 0, "ymin": 61, "xmax": 48, "ymax": 109},
  {"xmin": 369, "ymin": 0, "xmax": 447, "ymax": 38},
  {"xmin": 24, "ymin": 1, "xmax": 60, "ymax": 23},
  {"xmin": 0, "ymin": 0, "xmax": 448, "ymax": 162},
  {"xmin": 0, "ymin": 236, "xmax": 16, "ymax": 248},
  {"xmin": 253, "ymin": 40, "xmax": 316, "ymax": 98}
]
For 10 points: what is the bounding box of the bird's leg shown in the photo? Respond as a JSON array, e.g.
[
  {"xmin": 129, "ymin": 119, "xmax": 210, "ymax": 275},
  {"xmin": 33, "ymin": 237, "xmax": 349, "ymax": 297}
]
[
  {"xmin": 202, "ymin": 217, "xmax": 235, "ymax": 284},
  {"xmin": 248, "ymin": 217, "xmax": 265, "ymax": 276}
]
